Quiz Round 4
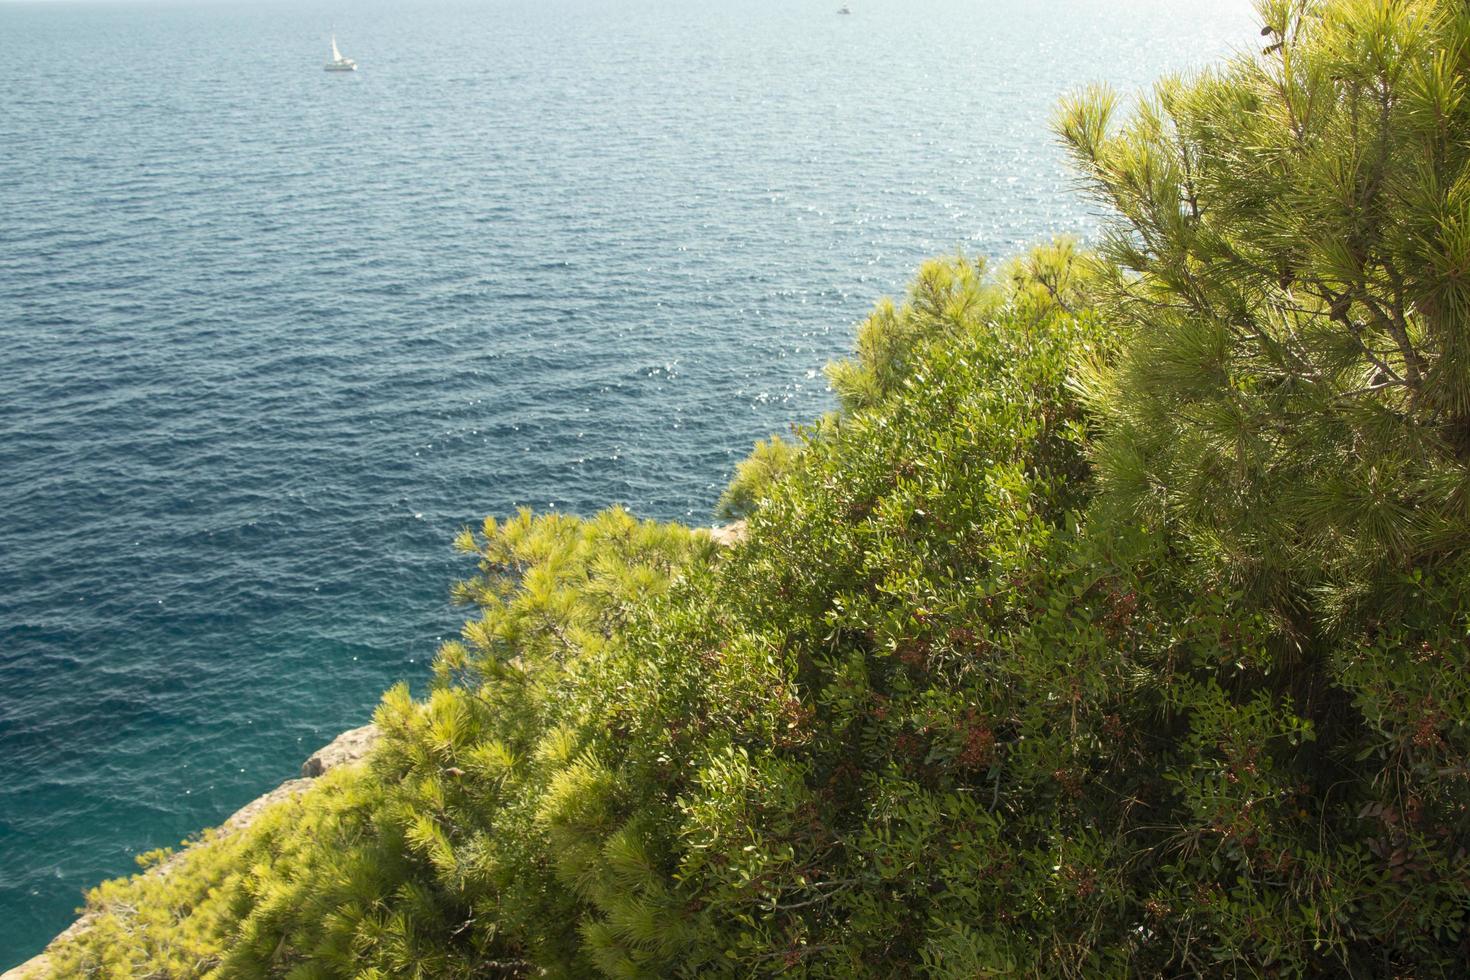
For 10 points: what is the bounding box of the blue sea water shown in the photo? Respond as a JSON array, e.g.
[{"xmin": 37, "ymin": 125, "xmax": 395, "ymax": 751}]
[{"xmin": 0, "ymin": 0, "xmax": 1256, "ymax": 964}]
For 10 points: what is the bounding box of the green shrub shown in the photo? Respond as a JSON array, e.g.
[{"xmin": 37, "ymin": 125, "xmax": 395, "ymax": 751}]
[{"xmin": 715, "ymin": 435, "xmax": 800, "ymax": 521}]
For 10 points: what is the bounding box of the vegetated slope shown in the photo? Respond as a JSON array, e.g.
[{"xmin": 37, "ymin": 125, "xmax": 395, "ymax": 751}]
[{"xmin": 44, "ymin": 0, "xmax": 1470, "ymax": 975}]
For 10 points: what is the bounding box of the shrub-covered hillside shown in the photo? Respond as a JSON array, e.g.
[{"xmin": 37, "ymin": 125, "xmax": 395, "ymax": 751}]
[{"xmin": 40, "ymin": 0, "xmax": 1470, "ymax": 975}]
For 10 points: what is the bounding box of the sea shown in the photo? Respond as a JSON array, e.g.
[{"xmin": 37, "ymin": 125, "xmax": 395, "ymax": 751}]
[{"xmin": 0, "ymin": 0, "xmax": 1256, "ymax": 964}]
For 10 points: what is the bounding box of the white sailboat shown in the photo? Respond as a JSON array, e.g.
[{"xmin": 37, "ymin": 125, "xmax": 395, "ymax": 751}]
[{"xmin": 324, "ymin": 34, "xmax": 357, "ymax": 72}]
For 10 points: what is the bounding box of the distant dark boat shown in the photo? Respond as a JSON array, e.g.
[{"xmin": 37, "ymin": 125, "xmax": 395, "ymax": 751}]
[{"xmin": 838, "ymin": 5, "xmax": 851, "ymax": 13}]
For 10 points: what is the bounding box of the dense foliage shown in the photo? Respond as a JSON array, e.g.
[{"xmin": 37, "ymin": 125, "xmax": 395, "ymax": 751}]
[
  {"xmin": 39, "ymin": 1, "xmax": 1470, "ymax": 976},
  {"xmin": 1057, "ymin": 0, "xmax": 1470, "ymax": 619}
]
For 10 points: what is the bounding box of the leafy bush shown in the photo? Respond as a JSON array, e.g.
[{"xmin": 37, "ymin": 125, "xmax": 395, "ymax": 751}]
[{"xmin": 715, "ymin": 435, "xmax": 800, "ymax": 520}]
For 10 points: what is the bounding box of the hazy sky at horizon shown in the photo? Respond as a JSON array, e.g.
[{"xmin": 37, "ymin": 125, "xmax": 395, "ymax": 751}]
[{"xmin": 3, "ymin": 0, "xmax": 1255, "ymax": 7}]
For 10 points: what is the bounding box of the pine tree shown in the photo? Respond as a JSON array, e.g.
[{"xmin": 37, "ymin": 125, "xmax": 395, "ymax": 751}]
[{"xmin": 1057, "ymin": 0, "xmax": 1470, "ymax": 624}]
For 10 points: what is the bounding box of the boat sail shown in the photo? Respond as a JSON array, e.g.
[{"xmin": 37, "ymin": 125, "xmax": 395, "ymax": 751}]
[{"xmin": 325, "ymin": 34, "xmax": 357, "ymax": 72}]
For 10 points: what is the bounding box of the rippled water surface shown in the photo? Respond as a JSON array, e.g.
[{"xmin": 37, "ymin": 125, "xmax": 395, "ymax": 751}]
[{"xmin": 0, "ymin": 0, "xmax": 1255, "ymax": 963}]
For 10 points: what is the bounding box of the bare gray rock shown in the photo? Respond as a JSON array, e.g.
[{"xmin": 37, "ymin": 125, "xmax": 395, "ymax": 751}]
[
  {"xmin": 300, "ymin": 723, "xmax": 380, "ymax": 778},
  {"xmin": 708, "ymin": 520, "xmax": 748, "ymax": 547}
]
